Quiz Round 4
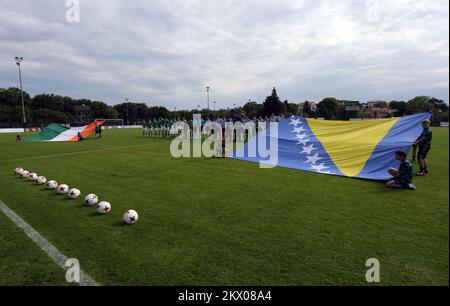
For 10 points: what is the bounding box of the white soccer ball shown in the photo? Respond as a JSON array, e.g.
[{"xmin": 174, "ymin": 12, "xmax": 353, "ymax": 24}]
[
  {"xmin": 15, "ymin": 167, "xmax": 23, "ymax": 175},
  {"xmin": 123, "ymin": 210, "xmax": 139, "ymax": 224},
  {"xmin": 84, "ymin": 194, "xmax": 98, "ymax": 206},
  {"xmin": 21, "ymin": 170, "xmax": 29, "ymax": 178},
  {"xmin": 96, "ymin": 201, "xmax": 111, "ymax": 215},
  {"xmin": 57, "ymin": 184, "xmax": 69, "ymax": 194},
  {"xmin": 47, "ymin": 180, "xmax": 58, "ymax": 190},
  {"xmin": 28, "ymin": 173, "xmax": 38, "ymax": 181},
  {"xmin": 36, "ymin": 176, "xmax": 47, "ymax": 185},
  {"xmin": 68, "ymin": 188, "xmax": 81, "ymax": 199}
]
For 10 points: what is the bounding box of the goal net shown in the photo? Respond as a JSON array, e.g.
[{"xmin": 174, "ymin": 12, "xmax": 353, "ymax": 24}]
[{"xmin": 95, "ymin": 119, "xmax": 124, "ymax": 127}]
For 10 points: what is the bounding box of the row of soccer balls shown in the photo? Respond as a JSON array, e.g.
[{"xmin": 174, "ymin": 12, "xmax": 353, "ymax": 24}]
[{"xmin": 14, "ymin": 167, "xmax": 139, "ymax": 225}]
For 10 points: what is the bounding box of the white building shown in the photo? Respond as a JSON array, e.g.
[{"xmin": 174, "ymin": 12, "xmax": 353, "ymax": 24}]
[{"xmin": 298, "ymin": 101, "xmax": 317, "ymax": 114}]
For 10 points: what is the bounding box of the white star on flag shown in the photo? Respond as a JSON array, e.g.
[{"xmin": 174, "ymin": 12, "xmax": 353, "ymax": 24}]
[
  {"xmin": 289, "ymin": 118, "xmax": 302, "ymax": 126},
  {"xmin": 311, "ymin": 163, "xmax": 329, "ymax": 171},
  {"xmin": 292, "ymin": 126, "xmax": 305, "ymax": 134},
  {"xmin": 301, "ymin": 144, "xmax": 317, "ymax": 155},
  {"xmin": 305, "ymin": 153, "xmax": 323, "ymax": 164},
  {"xmin": 296, "ymin": 138, "xmax": 310, "ymax": 146},
  {"xmin": 294, "ymin": 133, "xmax": 308, "ymax": 140}
]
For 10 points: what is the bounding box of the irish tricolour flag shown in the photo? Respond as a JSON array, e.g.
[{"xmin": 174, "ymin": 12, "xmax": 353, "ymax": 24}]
[{"xmin": 24, "ymin": 121, "xmax": 104, "ymax": 142}]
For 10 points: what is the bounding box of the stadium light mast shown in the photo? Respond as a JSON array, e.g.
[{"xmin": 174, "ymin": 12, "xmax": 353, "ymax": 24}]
[
  {"xmin": 14, "ymin": 57, "xmax": 26, "ymax": 126},
  {"xmin": 206, "ymin": 86, "xmax": 210, "ymax": 110},
  {"xmin": 125, "ymin": 98, "xmax": 130, "ymax": 125}
]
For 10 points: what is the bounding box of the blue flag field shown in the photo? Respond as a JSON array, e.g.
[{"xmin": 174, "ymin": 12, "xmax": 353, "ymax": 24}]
[{"xmin": 231, "ymin": 113, "xmax": 432, "ymax": 180}]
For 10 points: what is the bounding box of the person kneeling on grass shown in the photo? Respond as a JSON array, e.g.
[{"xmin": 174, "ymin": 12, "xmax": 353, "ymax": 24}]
[
  {"xmin": 77, "ymin": 132, "xmax": 85, "ymax": 142},
  {"xmin": 386, "ymin": 150, "xmax": 416, "ymax": 190}
]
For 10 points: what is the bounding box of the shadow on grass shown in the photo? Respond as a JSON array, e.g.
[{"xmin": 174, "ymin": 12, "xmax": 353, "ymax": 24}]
[
  {"xmin": 50, "ymin": 193, "xmax": 65, "ymax": 197},
  {"xmin": 64, "ymin": 199, "xmax": 80, "ymax": 203},
  {"xmin": 89, "ymin": 211, "xmax": 106, "ymax": 217},
  {"xmin": 376, "ymin": 183, "xmax": 417, "ymax": 193},
  {"xmin": 75, "ymin": 203, "xmax": 90, "ymax": 209},
  {"xmin": 14, "ymin": 176, "xmax": 29, "ymax": 181},
  {"xmin": 111, "ymin": 221, "xmax": 127, "ymax": 227}
]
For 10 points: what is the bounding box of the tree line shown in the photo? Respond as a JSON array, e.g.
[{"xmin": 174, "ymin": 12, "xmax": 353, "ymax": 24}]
[
  {"xmin": 311, "ymin": 96, "xmax": 449, "ymax": 122},
  {"xmin": 0, "ymin": 87, "xmax": 448, "ymax": 128}
]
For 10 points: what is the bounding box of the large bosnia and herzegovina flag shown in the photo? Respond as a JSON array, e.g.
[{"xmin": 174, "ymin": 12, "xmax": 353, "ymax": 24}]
[
  {"xmin": 24, "ymin": 121, "xmax": 104, "ymax": 142},
  {"xmin": 230, "ymin": 113, "xmax": 432, "ymax": 180}
]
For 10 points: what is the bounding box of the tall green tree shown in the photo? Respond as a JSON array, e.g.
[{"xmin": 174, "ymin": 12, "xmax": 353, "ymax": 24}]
[
  {"xmin": 0, "ymin": 87, "xmax": 31, "ymax": 108},
  {"xmin": 286, "ymin": 102, "xmax": 299, "ymax": 116},
  {"xmin": 31, "ymin": 108, "xmax": 69, "ymax": 126},
  {"xmin": 243, "ymin": 101, "xmax": 259, "ymax": 118},
  {"xmin": 428, "ymin": 97, "xmax": 449, "ymax": 123},
  {"xmin": 147, "ymin": 106, "xmax": 171, "ymax": 120},
  {"xmin": 405, "ymin": 96, "xmax": 434, "ymax": 115},
  {"xmin": 428, "ymin": 97, "xmax": 449, "ymax": 112},
  {"xmin": 317, "ymin": 97, "xmax": 338, "ymax": 119},
  {"xmin": 389, "ymin": 101, "xmax": 407, "ymax": 117},
  {"xmin": 263, "ymin": 87, "xmax": 286, "ymax": 116}
]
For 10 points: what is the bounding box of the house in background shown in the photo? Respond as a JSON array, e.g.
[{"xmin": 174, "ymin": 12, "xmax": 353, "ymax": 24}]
[
  {"xmin": 361, "ymin": 100, "xmax": 396, "ymax": 118},
  {"xmin": 296, "ymin": 99, "xmax": 397, "ymax": 119},
  {"xmin": 297, "ymin": 101, "xmax": 317, "ymax": 117}
]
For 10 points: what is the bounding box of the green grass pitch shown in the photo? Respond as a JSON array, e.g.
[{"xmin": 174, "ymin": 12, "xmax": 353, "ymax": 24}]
[{"xmin": 0, "ymin": 128, "xmax": 448, "ymax": 285}]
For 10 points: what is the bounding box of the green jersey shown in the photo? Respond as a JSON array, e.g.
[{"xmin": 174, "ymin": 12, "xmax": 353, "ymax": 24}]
[
  {"xmin": 397, "ymin": 160, "xmax": 414, "ymax": 186},
  {"xmin": 418, "ymin": 128, "xmax": 432, "ymax": 150}
]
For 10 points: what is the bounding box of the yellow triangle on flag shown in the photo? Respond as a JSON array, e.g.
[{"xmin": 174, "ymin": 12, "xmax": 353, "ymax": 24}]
[{"xmin": 306, "ymin": 118, "xmax": 399, "ymax": 177}]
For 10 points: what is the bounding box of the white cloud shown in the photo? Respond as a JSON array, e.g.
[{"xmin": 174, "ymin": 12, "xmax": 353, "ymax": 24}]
[{"xmin": 0, "ymin": 0, "xmax": 448, "ymax": 109}]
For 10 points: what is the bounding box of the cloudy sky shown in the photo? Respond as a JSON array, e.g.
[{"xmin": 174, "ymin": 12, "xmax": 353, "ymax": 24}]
[{"xmin": 0, "ymin": 0, "xmax": 448, "ymax": 109}]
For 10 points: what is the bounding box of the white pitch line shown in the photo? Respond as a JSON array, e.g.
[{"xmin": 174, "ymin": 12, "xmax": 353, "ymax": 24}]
[{"xmin": 0, "ymin": 199, "xmax": 100, "ymax": 286}]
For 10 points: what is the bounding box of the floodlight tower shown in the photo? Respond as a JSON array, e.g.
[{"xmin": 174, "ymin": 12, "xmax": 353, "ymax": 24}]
[
  {"xmin": 14, "ymin": 57, "xmax": 26, "ymax": 125},
  {"xmin": 125, "ymin": 98, "xmax": 130, "ymax": 125},
  {"xmin": 206, "ymin": 86, "xmax": 210, "ymax": 110}
]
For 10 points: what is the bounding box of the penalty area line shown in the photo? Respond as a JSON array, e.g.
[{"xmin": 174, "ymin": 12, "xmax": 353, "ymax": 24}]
[{"xmin": 0, "ymin": 199, "xmax": 100, "ymax": 286}]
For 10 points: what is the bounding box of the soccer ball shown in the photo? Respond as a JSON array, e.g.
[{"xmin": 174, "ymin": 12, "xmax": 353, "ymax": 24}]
[
  {"xmin": 15, "ymin": 167, "xmax": 23, "ymax": 175},
  {"xmin": 57, "ymin": 184, "xmax": 69, "ymax": 194},
  {"xmin": 84, "ymin": 194, "xmax": 98, "ymax": 206},
  {"xmin": 96, "ymin": 201, "xmax": 111, "ymax": 215},
  {"xmin": 28, "ymin": 173, "xmax": 38, "ymax": 181},
  {"xmin": 36, "ymin": 176, "xmax": 47, "ymax": 185},
  {"xmin": 47, "ymin": 180, "xmax": 58, "ymax": 190},
  {"xmin": 123, "ymin": 210, "xmax": 139, "ymax": 224},
  {"xmin": 21, "ymin": 170, "xmax": 29, "ymax": 178},
  {"xmin": 68, "ymin": 188, "xmax": 81, "ymax": 199}
]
